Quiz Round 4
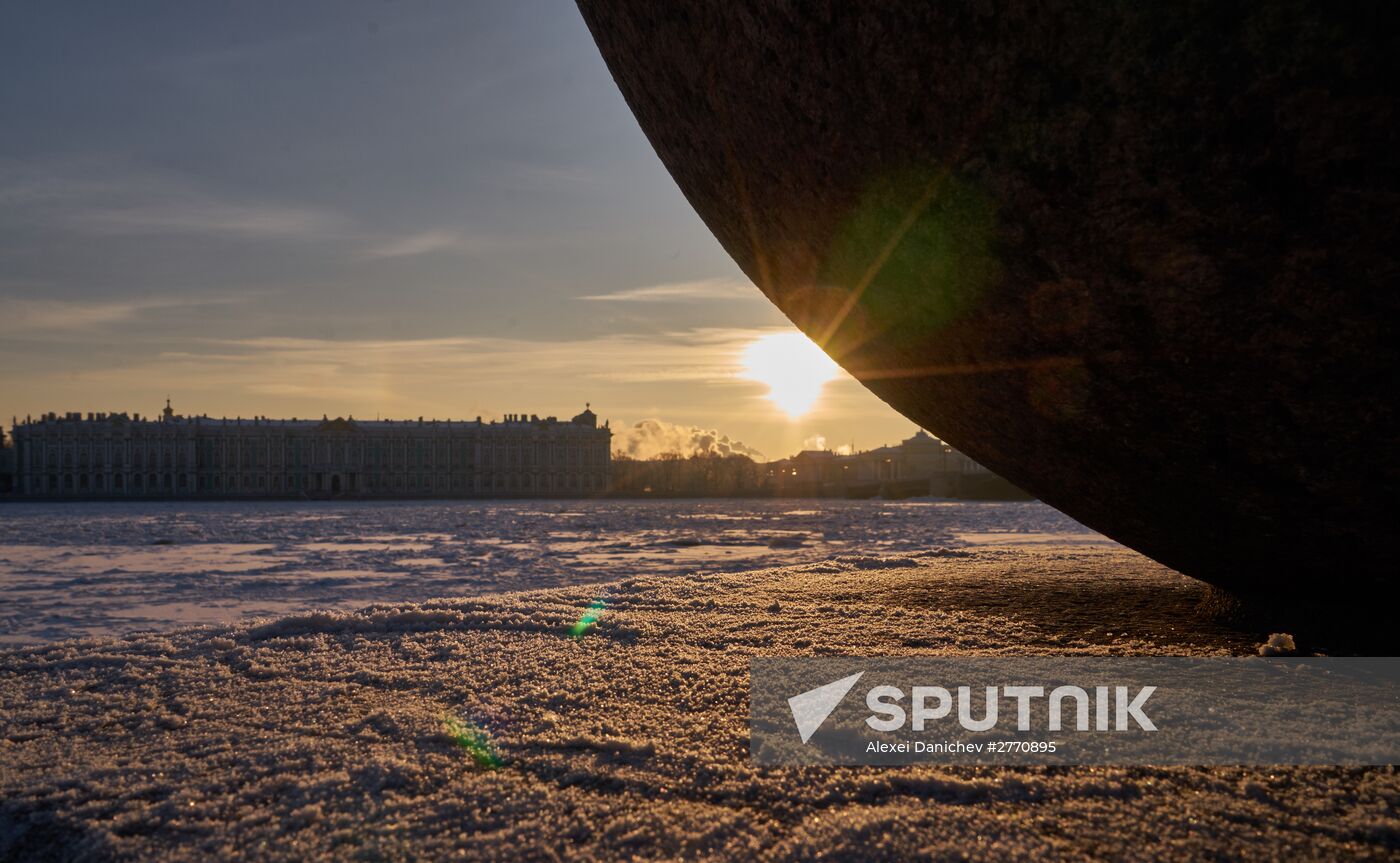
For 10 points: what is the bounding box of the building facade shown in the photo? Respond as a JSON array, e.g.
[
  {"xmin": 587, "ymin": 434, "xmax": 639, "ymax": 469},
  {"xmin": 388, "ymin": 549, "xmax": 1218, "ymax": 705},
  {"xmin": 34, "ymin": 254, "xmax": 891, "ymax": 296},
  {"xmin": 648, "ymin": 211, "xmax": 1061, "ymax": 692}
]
[{"xmin": 8, "ymin": 402, "xmax": 610, "ymax": 499}]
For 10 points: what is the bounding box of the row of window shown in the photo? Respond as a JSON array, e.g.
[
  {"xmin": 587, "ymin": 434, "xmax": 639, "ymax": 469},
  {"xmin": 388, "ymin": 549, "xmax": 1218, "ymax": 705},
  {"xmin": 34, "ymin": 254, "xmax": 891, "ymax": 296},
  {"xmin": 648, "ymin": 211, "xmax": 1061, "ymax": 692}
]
[
  {"xmin": 24, "ymin": 443, "xmax": 606, "ymax": 470},
  {"xmin": 26, "ymin": 471, "xmax": 607, "ymax": 494}
]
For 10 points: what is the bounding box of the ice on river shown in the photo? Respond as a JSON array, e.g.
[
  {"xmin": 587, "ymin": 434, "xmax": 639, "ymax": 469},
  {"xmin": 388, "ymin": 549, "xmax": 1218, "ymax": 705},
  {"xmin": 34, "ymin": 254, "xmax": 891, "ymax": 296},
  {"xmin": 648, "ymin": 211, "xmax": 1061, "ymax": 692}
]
[{"xmin": 0, "ymin": 499, "xmax": 1106, "ymax": 645}]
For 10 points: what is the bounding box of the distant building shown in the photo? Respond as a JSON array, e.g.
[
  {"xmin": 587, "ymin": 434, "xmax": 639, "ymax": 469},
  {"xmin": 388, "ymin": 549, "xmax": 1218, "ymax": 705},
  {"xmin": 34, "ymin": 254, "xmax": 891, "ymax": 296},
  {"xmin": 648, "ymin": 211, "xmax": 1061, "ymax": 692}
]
[
  {"xmin": 7, "ymin": 402, "xmax": 610, "ymax": 499},
  {"xmin": 768, "ymin": 431, "xmax": 1029, "ymax": 499},
  {"xmin": 0, "ymin": 426, "xmax": 13, "ymax": 494}
]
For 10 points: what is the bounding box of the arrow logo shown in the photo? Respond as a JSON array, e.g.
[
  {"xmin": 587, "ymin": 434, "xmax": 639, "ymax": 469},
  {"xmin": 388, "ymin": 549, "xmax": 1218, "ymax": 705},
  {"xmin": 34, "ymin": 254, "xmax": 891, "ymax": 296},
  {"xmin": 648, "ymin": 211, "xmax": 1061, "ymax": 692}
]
[{"xmin": 788, "ymin": 672, "xmax": 864, "ymax": 743}]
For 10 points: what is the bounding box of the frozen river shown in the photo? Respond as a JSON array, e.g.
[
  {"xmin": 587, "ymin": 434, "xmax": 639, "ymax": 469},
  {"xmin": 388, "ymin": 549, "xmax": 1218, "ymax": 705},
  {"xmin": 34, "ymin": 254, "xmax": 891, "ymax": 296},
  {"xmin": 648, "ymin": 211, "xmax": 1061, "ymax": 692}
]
[{"xmin": 0, "ymin": 498, "xmax": 1107, "ymax": 644}]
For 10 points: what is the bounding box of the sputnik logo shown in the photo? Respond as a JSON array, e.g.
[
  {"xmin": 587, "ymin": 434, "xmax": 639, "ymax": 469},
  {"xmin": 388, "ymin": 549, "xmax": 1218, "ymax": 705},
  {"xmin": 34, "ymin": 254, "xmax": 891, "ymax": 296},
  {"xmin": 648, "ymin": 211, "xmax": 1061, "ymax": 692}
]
[{"xmin": 788, "ymin": 672, "xmax": 864, "ymax": 743}]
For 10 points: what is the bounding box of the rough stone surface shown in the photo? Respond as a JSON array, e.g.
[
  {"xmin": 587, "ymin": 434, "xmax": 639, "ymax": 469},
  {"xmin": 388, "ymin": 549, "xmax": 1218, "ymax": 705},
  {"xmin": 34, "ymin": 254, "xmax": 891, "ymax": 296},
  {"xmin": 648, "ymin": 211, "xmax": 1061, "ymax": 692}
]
[{"xmin": 575, "ymin": 1, "xmax": 1399, "ymax": 596}]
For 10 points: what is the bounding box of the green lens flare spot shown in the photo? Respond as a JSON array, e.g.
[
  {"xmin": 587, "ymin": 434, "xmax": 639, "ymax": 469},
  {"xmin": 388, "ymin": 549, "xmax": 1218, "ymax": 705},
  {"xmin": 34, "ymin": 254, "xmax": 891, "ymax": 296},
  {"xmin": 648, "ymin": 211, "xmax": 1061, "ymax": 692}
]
[
  {"xmin": 569, "ymin": 599, "xmax": 608, "ymax": 639},
  {"xmin": 443, "ymin": 714, "xmax": 502, "ymax": 769}
]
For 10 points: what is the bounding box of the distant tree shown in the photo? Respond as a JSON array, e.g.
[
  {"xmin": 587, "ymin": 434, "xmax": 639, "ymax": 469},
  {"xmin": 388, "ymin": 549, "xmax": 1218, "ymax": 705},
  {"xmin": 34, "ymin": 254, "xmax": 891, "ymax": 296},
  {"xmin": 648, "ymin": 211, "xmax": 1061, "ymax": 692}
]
[{"xmin": 607, "ymin": 452, "xmax": 772, "ymax": 497}]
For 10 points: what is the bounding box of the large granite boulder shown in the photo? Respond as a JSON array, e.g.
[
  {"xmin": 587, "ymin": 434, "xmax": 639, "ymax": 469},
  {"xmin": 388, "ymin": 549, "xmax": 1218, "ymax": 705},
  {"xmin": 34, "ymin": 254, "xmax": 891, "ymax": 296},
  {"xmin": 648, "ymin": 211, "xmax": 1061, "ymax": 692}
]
[{"xmin": 577, "ymin": 1, "xmax": 1398, "ymax": 598}]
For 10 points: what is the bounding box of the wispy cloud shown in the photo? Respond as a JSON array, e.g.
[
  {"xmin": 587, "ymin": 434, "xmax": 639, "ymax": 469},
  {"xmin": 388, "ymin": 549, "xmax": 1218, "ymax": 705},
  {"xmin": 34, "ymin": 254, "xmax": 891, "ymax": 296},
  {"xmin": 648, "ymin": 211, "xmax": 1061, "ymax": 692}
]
[
  {"xmin": 0, "ymin": 158, "xmax": 343, "ymax": 241},
  {"xmin": 12, "ymin": 327, "xmax": 791, "ymax": 415},
  {"xmin": 362, "ymin": 230, "xmax": 486, "ymax": 259},
  {"xmin": 493, "ymin": 160, "xmax": 597, "ymax": 190},
  {"xmin": 364, "ymin": 230, "xmax": 460, "ymax": 259},
  {"xmin": 207, "ymin": 328, "xmax": 773, "ymax": 387},
  {"xmin": 1, "ymin": 160, "xmax": 533, "ymax": 261},
  {"xmin": 77, "ymin": 202, "xmax": 339, "ymax": 239},
  {"xmin": 0, "ymin": 295, "xmax": 240, "ymax": 331},
  {"xmin": 577, "ymin": 278, "xmax": 759, "ymax": 303}
]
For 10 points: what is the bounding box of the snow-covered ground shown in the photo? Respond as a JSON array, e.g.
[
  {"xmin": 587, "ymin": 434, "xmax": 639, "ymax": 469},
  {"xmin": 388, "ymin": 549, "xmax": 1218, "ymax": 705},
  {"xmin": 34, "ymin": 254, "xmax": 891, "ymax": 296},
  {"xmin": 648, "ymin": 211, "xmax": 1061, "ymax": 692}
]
[
  {"xmin": 2, "ymin": 545, "xmax": 1394, "ymax": 861},
  {"xmin": 2, "ymin": 500, "xmax": 1395, "ymax": 860},
  {"xmin": 0, "ymin": 499, "xmax": 1105, "ymax": 645}
]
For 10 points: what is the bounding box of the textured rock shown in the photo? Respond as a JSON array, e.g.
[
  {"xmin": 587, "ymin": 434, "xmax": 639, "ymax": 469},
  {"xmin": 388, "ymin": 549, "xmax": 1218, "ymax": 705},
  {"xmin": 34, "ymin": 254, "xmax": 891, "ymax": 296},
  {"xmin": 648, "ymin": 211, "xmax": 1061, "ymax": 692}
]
[{"xmin": 577, "ymin": 1, "xmax": 1399, "ymax": 596}]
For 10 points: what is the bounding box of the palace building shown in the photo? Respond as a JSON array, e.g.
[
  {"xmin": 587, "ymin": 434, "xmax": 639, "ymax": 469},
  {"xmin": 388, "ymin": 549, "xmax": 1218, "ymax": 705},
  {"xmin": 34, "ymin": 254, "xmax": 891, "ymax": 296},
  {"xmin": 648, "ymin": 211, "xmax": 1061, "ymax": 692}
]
[{"xmin": 8, "ymin": 402, "xmax": 611, "ymax": 499}]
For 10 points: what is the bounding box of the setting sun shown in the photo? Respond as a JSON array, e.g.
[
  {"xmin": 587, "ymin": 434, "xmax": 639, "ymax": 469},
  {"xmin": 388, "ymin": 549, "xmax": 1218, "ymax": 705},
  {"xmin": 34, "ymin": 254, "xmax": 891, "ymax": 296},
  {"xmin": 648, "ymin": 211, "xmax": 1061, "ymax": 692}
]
[{"xmin": 740, "ymin": 331, "xmax": 840, "ymax": 419}]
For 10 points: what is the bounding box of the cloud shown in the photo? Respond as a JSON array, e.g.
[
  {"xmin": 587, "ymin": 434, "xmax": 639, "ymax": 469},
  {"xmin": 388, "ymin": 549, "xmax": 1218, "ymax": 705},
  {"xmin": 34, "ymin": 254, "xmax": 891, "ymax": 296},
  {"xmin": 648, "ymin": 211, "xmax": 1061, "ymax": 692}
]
[
  {"xmin": 0, "ymin": 159, "xmax": 343, "ymax": 241},
  {"xmin": 0, "ymin": 296, "xmax": 239, "ymax": 331},
  {"xmin": 615, "ymin": 418, "xmax": 764, "ymax": 460},
  {"xmin": 1, "ymin": 160, "xmax": 606, "ymax": 262},
  {"xmin": 0, "ymin": 327, "xmax": 774, "ymax": 414},
  {"xmin": 577, "ymin": 278, "xmax": 759, "ymax": 303},
  {"xmin": 191, "ymin": 328, "xmax": 771, "ymax": 392},
  {"xmin": 363, "ymin": 230, "xmax": 467, "ymax": 259},
  {"xmin": 77, "ymin": 202, "xmax": 339, "ymax": 239}
]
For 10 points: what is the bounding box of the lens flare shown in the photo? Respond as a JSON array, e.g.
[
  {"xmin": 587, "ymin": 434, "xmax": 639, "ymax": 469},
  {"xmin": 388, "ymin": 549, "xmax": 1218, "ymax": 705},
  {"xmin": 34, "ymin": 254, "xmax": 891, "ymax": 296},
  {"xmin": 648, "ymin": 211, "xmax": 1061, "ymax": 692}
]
[
  {"xmin": 569, "ymin": 598, "xmax": 607, "ymax": 638},
  {"xmin": 443, "ymin": 714, "xmax": 502, "ymax": 769},
  {"xmin": 740, "ymin": 331, "xmax": 840, "ymax": 419}
]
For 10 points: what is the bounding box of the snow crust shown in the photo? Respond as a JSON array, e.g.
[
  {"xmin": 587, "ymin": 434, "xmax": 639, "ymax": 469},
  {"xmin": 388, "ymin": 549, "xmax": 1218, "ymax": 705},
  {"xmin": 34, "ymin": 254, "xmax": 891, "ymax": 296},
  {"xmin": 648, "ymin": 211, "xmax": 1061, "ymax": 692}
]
[{"xmin": 2, "ymin": 539, "xmax": 1396, "ymax": 861}]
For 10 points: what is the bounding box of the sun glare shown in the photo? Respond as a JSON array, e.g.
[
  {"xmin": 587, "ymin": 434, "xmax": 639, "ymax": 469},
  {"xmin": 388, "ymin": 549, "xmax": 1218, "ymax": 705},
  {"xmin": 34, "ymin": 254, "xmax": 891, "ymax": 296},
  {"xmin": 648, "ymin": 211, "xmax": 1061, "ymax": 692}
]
[{"xmin": 740, "ymin": 331, "xmax": 840, "ymax": 419}]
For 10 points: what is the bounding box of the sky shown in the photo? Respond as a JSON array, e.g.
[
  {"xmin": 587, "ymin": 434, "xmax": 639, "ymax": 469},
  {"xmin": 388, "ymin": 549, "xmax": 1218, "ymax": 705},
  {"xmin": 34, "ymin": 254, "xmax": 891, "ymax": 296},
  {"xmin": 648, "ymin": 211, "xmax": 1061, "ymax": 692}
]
[{"xmin": 0, "ymin": 0, "xmax": 923, "ymax": 460}]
